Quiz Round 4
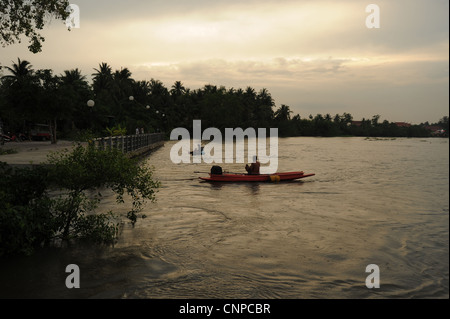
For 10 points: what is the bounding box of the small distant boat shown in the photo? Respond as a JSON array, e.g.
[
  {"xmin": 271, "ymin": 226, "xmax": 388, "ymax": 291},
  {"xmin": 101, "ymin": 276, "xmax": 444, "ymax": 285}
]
[
  {"xmin": 190, "ymin": 146, "xmax": 204, "ymax": 155},
  {"xmin": 199, "ymin": 171, "xmax": 315, "ymax": 183}
]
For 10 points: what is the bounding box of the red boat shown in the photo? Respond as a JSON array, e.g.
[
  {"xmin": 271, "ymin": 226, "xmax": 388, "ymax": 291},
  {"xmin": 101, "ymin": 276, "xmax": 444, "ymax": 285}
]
[{"xmin": 199, "ymin": 171, "xmax": 315, "ymax": 182}]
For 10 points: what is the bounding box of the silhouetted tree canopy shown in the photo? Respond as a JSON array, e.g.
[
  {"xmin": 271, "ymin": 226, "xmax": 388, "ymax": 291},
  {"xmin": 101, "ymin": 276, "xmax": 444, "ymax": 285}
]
[
  {"xmin": 0, "ymin": 59, "xmax": 447, "ymax": 140},
  {"xmin": 0, "ymin": 0, "xmax": 70, "ymax": 53}
]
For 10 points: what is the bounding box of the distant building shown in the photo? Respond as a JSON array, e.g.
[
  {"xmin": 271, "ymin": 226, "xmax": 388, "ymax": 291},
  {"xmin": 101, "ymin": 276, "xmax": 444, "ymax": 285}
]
[
  {"xmin": 424, "ymin": 125, "xmax": 446, "ymax": 136},
  {"xmin": 351, "ymin": 121, "xmax": 412, "ymax": 127},
  {"xmin": 351, "ymin": 121, "xmax": 363, "ymax": 127},
  {"xmin": 394, "ymin": 122, "xmax": 411, "ymax": 127}
]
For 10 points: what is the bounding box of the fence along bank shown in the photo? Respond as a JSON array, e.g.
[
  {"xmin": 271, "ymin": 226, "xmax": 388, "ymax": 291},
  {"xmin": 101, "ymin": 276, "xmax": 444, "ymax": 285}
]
[{"xmin": 90, "ymin": 133, "xmax": 165, "ymax": 158}]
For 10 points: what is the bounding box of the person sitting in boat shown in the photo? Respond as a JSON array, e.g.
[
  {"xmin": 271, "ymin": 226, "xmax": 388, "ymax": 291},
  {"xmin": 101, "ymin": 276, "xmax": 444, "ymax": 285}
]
[
  {"xmin": 190, "ymin": 144, "xmax": 204, "ymax": 156},
  {"xmin": 245, "ymin": 155, "xmax": 260, "ymax": 175}
]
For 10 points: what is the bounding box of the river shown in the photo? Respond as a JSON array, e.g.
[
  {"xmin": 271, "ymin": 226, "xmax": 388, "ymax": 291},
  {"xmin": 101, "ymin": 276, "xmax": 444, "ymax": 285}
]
[{"xmin": 0, "ymin": 137, "xmax": 448, "ymax": 299}]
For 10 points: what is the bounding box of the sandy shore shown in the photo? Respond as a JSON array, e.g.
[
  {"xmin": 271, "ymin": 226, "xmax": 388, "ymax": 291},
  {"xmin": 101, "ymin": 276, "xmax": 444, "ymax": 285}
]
[{"xmin": 0, "ymin": 140, "xmax": 84, "ymax": 166}]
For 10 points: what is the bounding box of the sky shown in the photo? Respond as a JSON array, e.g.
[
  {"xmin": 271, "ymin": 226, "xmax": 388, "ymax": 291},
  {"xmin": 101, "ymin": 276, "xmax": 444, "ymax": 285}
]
[{"xmin": 1, "ymin": 0, "xmax": 448, "ymax": 124}]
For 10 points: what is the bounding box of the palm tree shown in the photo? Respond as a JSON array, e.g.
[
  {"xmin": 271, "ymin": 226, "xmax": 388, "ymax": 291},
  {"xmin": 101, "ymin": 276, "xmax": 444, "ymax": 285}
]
[
  {"xmin": 203, "ymin": 84, "xmax": 218, "ymax": 94},
  {"xmin": 59, "ymin": 69, "xmax": 91, "ymax": 131},
  {"xmin": 132, "ymin": 80, "xmax": 151, "ymax": 101},
  {"xmin": 149, "ymin": 79, "xmax": 168, "ymax": 96},
  {"xmin": 274, "ymin": 104, "xmax": 292, "ymax": 121},
  {"xmin": 113, "ymin": 67, "xmax": 133, "ymax": 85},
  {"xmin": 35, "ymin": 69, "xmax": 62, "ymax": 143},
  {"xmin": 112, "ymin": 67, "xmax": 134, "ymax": 100},
  {"xmin": 242, "ymin": 86, "xmax": 257, "ymax": 126},
  {"xmin": 245, "ymin": 86, "xmax": 256, "ymax": 98},
  {"xmin": 257, "ymin": 88, "xmax": 274, "ymax": 107},
  {"xmin": 61, "ymin": 68, "xmax": 87, "ymax": 85},
  {"xmin": 93, "ymin": 62, "xmax": 112, "ymax": 78},
  {"xmin": 92, "ymin": 62, "xmax": 113, "ymax": 93},
  {"xmin": 170, "ymin": 81, "xmax": 186, "ymax": 97},
  {"xmin": 148, "ymin": 79, "xmax": 170, "ymax": 128},
  {"xmin": 2, "ymin": 58, "xmax": 34, "ymax": 82},
  {"xmin": 256, "ymin": 88, "xmax": 275, "ymax": 127},
  {"xmin": 1, "ymin": 58, "xmax": 39, "ymax": 133}
]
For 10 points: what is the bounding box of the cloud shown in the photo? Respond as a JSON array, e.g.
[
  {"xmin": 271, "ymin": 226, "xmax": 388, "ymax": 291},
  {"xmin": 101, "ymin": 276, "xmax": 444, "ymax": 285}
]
[
  {"xmin": 132, "ymin": 56, "xmax": 350, "ymax": 86},
  {"xmin": 131, "ymin": 55, "xmax": 448, "ymax": 123}
]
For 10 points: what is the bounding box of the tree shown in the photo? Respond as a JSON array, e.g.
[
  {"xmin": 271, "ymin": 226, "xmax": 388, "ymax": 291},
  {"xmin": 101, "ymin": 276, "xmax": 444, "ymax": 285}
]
[
  {"xmin": 148, "ymin": 79, "xmax": 170, "ymax": 112},
  {"xmin": 92, "ymin": 62, "xmax": 113, "ymax": 92},
  {"xmin": 274, "ymin": 104, "xmax": 294, "ymax": 136},
  {"xmin": 0, "ymin": 145, "xmax": 160, "ymax": 256},
  {"xmin": 0, "ymin": 58, "xmax": 40, "ymax": 132},
  {"xmin": 274, "ymin": 104, "xmax": 292, "ymax": 122},
  {"xmin": 0, "ymin": 0, "xmax": 70, "ymax": 53},
  {"xmin": 255, "ymin": 88, "xmax": 275, "ymax": 128},
  {"xmin": 371, "ymin": 114, "xmax": 380, "ymax": 126},
  {"xmin": 91, "ymin": 63, "xmax": 116, "ymax": 132},
  {"xmin": 170, "ymin": 81, "xmax": 186, "ymax": 97},
  {"xmin": 438, "ymin": 116, "xmax": 449, "ymax": 132},
  {"xmin": 60, "ymin": 68, "xmax": 87, "ymax": 86},
  {"xmin": 170, "ymin": 81, "xmax": 189, "ymax": 129},
  {"xmin": 2, "ymin": 58, "xmax": 34, "ymax": 80},
  {"xmin": 2, "ymin": 65, "xmax": 88, "ymax": 143},
  {"xmin": 112, "ymin": 67, "xmax": 134, "ymax": 101},
  {"xmin": 46, "ymin": 145, "xmax": 160, "ymax": 237},
  {"xmin": 59, "ymin": 68, "xmax": 91, "ymax": 132}
]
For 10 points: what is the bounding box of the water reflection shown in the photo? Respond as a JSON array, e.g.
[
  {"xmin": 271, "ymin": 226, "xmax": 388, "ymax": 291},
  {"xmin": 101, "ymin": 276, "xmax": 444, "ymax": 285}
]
[{"xmin": 203, "ymin": 180, "xmax": 261, "ymax": 195}]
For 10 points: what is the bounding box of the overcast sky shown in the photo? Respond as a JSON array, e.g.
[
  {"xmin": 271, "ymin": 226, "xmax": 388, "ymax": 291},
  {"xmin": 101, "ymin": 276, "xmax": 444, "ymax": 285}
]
[{"xmin": 1, "ymin": 0, "xmax": 448, "ymax": 123}]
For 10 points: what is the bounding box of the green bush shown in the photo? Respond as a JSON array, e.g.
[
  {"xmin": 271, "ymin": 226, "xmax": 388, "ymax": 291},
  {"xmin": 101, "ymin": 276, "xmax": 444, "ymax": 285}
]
[
  {"xmin": 0, "ymin": 145, "xmax": 160, "ymax": 256},
  {"xmin": 0, "ymin": 163, "xmax": 54, "ymax": 255}
]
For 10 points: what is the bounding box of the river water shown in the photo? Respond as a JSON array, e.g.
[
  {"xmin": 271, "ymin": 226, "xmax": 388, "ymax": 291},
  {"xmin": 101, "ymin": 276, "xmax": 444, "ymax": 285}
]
[{"xmin": 1, "ymin": 137, "xmax": 448, "ymax": 299}]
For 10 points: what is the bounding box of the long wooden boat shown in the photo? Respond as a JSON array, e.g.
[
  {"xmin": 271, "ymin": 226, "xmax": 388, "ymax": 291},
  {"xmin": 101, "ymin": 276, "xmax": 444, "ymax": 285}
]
[{"xmin": 199, "ymin": 171, "xmax": 315, "ymax": 182}]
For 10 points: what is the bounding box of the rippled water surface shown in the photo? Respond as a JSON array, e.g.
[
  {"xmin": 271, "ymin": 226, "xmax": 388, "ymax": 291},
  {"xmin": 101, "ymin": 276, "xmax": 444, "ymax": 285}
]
[{"xmin": 1, "ymin": 137, "xmax": 448, "ymax": 298}]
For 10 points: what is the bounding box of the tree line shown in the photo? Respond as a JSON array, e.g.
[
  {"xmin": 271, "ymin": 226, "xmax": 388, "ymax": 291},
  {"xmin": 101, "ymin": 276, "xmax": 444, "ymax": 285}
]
[
  {"xmin": 282, "ymin": 113, "xmax": 448, "ymax": 138},
  {"xmin": 0, "ymin": 58, "xmax": 447, "ymax": 142}
]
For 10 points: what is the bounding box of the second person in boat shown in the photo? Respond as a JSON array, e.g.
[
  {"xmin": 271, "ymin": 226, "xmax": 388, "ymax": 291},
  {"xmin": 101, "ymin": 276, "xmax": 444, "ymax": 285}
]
[{"xmin": 245, "ymin": 155, "xmax": 260, "ymax": 175}]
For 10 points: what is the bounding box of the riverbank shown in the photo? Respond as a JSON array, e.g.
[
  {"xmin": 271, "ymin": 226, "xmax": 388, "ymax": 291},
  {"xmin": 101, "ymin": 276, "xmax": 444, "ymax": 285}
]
[
  {"xmin": 0, "ymin": 140, "xmax": 83, "ymax": 167},
  {"xmin": 0, "ymin": 137, "xmax": 166, "ymax": 168}
]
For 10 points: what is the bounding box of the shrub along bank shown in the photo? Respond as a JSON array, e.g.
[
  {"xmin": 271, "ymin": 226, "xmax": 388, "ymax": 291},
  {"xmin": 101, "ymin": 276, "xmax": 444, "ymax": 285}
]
[{"xmin": 0, "ymin": 145, "xmax": 160, "ymax": 256}]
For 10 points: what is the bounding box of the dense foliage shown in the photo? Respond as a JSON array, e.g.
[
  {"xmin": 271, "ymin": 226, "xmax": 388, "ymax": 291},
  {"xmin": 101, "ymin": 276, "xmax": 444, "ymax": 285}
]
[
  {"xmin": 0, "ymin": 145, "xmax": 160, "ymax": 256},
  {"xmin": 0, "ymin": 59, "xmax": 448, "ymax": 140}
]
